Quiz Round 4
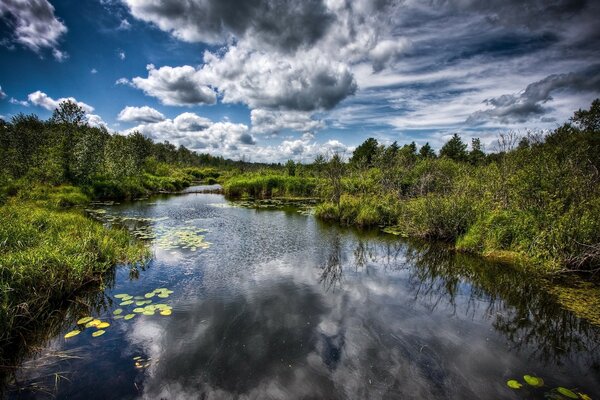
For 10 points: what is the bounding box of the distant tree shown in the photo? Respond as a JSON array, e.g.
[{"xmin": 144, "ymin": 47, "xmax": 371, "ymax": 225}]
[
  {"xmin": 469, "ymin": 138, "xmax": 486, "ymax": 165},
  {"xmin": 50, "ymin": 100, "xmax": 86, "ymax": 126},
  {"xmin": 419, "ymin": 142, "xmax": 436, "ymax": 158},
  {"xmin": 572, "ymin": 98, "xmax": 600, "ymax": 132},
  {"xmin": 440, "ymin": 134, "xmax": 468, "ymax": 162},
  {"xmin": 350, "ymin": 137, "xmax": 378, "ymax": 168},
  {"xmin": 285, "ymin": 159, "xmax": 296, "ymax": 176}
]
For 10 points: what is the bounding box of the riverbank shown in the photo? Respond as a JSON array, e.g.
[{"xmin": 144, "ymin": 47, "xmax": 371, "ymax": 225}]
[{"xmin": 0, "ymin": 185, "xmax": 149, "ymax": 354}]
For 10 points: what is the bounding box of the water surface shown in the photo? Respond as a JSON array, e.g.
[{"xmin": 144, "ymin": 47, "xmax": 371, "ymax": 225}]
[{"xmin": 5, "ymin": 192, "xmax": 600, "ymax": 399}]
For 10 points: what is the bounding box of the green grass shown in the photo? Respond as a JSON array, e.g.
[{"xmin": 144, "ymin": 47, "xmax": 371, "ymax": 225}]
[
  {"xmin": 0, "ymin": 188, "xmax": 148, "ymax": 347},
  {"xmin": 223, "ymin": 174, "xmax": 318, "ymax": 198}
]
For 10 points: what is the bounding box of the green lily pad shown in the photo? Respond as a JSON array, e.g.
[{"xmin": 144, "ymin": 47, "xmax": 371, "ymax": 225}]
[
  {"xmin": 157, "ymin": 293, "xmax": 169, "ymax": 298},
  {"xmin": 135, "ymin": 301, "xmax": 146, "ymax": 306},
  {"xmin": 97, "ymin": 322, "xmax": 110, "ymax": 329},
  {"xmin": 114, "ymin": 315, "xmax": 124, "ymax": 320},
  {"xmin": 160, "ymin": 309, "xmax": 172, "ymax": 316},
  {"xmin": 523, "ymin": 375, "xmax": 544, "ymax": 387},
  {"xmin": 113, "ymin": 308, "xmax": 123, "ymax": 315},
  {"xmin": 85, "ymin": 319, "xmax": 102, "ymax": 328},
  {"xmin": 64, "ymin": 330, "xmax": 80, "ymax": 339},
  {"xmin": 133, "ymin": 307, "xmax": 145, "ymax": 313},
  {"xmin": 92, "ymin": 330, "xmax": 106, "ymax": 337},
  {"xmin": 143, "ymin": 310, "xmax": 155, "ymax": 316},
  {"xmin": 124, "ymin": 314, "xmax": 135, "ymax": 320},
  {"xmin": 557, "ymin": 388, "xmax": 578, "ymax": 399},
  {"xmin": 114, "ymin": 294, "xmax": 129, "ymax": 299},
  {"xmin": 507, "ymin": 380, "xmax": 523, "ymax": 389},
  {"xmin": 77, "ymin": 316, "xmax": 94, "ymax": 325},
  {"xmin": 120, "ymin": 300, "xmax": 134, "ymax": 306}
]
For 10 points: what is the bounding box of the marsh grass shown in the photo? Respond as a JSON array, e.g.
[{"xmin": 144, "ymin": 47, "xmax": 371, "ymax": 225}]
[
  {"xmin": 223, "ymin": 174, "xmax": 318, "ymax": 198},
  {"xmin": 0, "ymin": 186, "xmax": 148, "ymax": 352}
]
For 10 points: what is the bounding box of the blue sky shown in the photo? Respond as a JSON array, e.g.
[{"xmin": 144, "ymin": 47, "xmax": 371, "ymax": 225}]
[{"xmin": 1, "ymin": 0, "xmax": 599, "ymax": 162}]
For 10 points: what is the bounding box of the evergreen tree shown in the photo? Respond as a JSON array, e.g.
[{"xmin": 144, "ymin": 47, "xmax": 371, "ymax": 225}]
[
  {"xmin": 419, "ymin": 142, "xmax": 436, "ymax": 158},
  {"xmin": 469, "ymin": 138, "xmax": 486, "ymax": 165},
  {"xmin": 350, "ymin": 138, "xmax": 378, "ymax": 168},
  {"xmin": 440, "ymin": 134, "xmax": 468, "ymax": 162}
]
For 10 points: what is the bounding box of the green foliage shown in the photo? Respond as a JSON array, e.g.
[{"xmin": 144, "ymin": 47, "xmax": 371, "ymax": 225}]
[
  {"xmin": 312, "ymin": 100, "xmax": 600, "ymax": 272},
  {"xmin": 350, "ymin": 137, "xmax": 379, "ymax": 168},
  {"xmin": 223, "ymin": 173, "xmax": 318, "ymax": 198},
  {"xmin": 440, "ymin": 133, "xmax": 468, "ymax": 162},
  {"xmin": 0, "ymin": 192, "xmax": 148, "ymax": 345},
  {"xmin": 285, "ymin": 159, "xmax": 296, "ymax": 176}
]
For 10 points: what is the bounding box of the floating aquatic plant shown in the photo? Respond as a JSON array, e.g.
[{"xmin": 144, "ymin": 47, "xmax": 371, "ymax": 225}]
[
  {"xmin": 92, "ymin": 330, "xmax": 106, "ymax": 337},
  {"xmin": 77, "ymin": 316, "xmax": 94, "ymax": 325},
  {"xmin": 505, "ymin": 373, "xmax": 591, "ymax": 399},
  {"xmin": 64, "ymin": 330, "xmax": 80, "ymax": 339}
]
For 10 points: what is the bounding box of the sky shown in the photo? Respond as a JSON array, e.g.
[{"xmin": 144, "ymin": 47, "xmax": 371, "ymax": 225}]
[{"xmin": 1, "ymin": 0, "xmax": 599, "ymax": 163}]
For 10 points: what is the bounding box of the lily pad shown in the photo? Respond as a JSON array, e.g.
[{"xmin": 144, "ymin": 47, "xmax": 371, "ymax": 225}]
[
  {"xmin": 77, "ymin": 316, "xmax": 94, "ymax": 325},
  {"xmin": 85, "ymin": 319, "xmax": 102, "ymax": 328},
  {"xmin": 114, "ymin": 294, "xmax": 129, "ymax": 299},
  {"xmin": 97, "ymin": 322, "xmax": 110, "ymax": 329},
  {"xmin": 113, "ymin": 308, "xmax": 123, "ymax": 315},
  {"xmin": 124, "ymin": 314, "xmax": 135, "ymax": 320},
  {"xmin": 557, "ymin": 388, "xmax": 578, "ymax": 399},
  {"xmin": 144, "ymin": 293, "xmax": 155, "ymax": 299},
  {"xmin": 133, "ymin": 307, "xmax": 145, "ymax": 313},
  {"xmin": 507, "ymin": 380, "xmax": 523, "ymax": 389},
  {"xmin": 135, "ymin": 301, "xmax": 146, "ymax": 306},
  {"xmin": 92, "ymin": 330, "xmax": 106, "ymax": 337},
  {"xmin": 114, "ymin": 315, "xmax": 124, "ymax": 320},
  {"xmin": 143, "ymin": 310, "xmax": 155, "ymax": 316},
  {"xmin": 523, "ymin": 375, "xmax": 544, "ymax": 387},
  {"xmin": 120, "ymin": 300, "xmax": 134, "ymax": 306},
  {"xmin": 160, "ymin": 309, "xmax": 172, "ymax": 316},
  {"xmin": 64, "ymin": 330, "xmax": 81, "ymax": 339},
  {"xmin": 157, "ymin": 293, "xmax": 169, "ymax": 298}
]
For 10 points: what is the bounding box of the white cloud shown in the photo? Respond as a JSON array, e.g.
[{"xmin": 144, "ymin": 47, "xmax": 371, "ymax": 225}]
[
  {"xmin": 198, "ymin": 45, "xmax": 356, "ymax": 111},
  {"xmin": 117, "ymin": 105, "xmax": 165, "ymax": 123},
  {"xmin": 115, "ymin": 77, "xmax": 131, "ymax": 86},
  {"xmin": 118, "ymin": 50, "xmax": 126, "ymax": 60},
  {"xmin": 91, "ymin": 68, "xmax": 98, "ymax": 74},
  {"xmin": 0, "ymin": 0, "xmax": 67, "ymax": 60},
  {"xmin": 9, "ymin": 97, "xmax": 29, "ymax": 106},
  {"xmin": 0, "ymin": 85, "xmax": 6, "ymax": 99},
  {"xmin": 118, "ymin": 19, "xmax": 131, "ymax": 30},
  {"xmin": 131, "ymin": 64, "xmax": 217, "ymax": 106},
  {"xmin": 27, "ymin": 90, "xmax": 94, "ymax": 113},
  {"xmin": 251, "ymin": 109, "xmax": 324, "ymax": 134},
  {"xmin": 125, "ymin": 112, "xmax": 255, "ymax": 154},
  {"xmin": 86, "ymin": 113, "xmax": 108, "ymax": 128}
]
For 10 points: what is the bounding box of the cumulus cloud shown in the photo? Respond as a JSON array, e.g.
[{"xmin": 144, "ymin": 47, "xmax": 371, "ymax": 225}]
[
  {"xmin": 0, "ymin": 0, "xmax": 67, "ymax": 60},
  {"xmin": 123, "ymin": 0, "xmax": 333, "ymax": 52},
  {"xmin": 126, "ymin": 111, "xmax": 255, "ymax": 153},
  {"xmin": 27, "ymin": 90, "xmax": 94, "ymax": 113},
  {"xmin": 9, "ymin": 97, "xmax": 29, "ymax": 106},
  {"xmin": 131, "ymin": 64, "xmax": 217, "ymax": 106},
  {"xmin": 199, "ymin": 45, "xmax": 356, "ymax": 111},
  {"xmin": 117, "ymin": 105, "xmax": 165, "ymax": 123},
  {"xmin": 86, "ymin": 113, "xmax": 108, "ymax": 128},
  {"xmin": 251, "ymin": 109, "xmax": 324, "ymax": 134}
]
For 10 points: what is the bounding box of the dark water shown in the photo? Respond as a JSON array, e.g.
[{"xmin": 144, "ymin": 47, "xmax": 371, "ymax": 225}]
[{"xmin": 4, "ymin": 192, "xmax": 600, "ymax": 399}]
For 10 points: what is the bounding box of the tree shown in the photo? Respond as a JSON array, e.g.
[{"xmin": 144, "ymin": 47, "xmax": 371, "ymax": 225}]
[
  {"xmin": 572, "ymin": 98, "xmax": 600, "ymax": 132},
  {"xmin": 350, "ymin": 138, "xmax": 378, "ymax": 168},
  {"xmin": 285, "ymin": 159, "xmax": 296, "ymax": 176},
  {"xmin": 440, "ymin": 134, "xmax": 467, "ymax": 162},
  {"xmin": 469, "ymin": 138, "xmax": 486, "ymax": 165},
  {"xmin": 419, "ymin": 142, "xmax": 436, "ymax": 158},
  {"xmin": 50, "ymin": 100, "xmax": 86, "ymax": 126},
  {"xmin": 324, "ymin": 153, "xmax": 345, "ymax": 205}
]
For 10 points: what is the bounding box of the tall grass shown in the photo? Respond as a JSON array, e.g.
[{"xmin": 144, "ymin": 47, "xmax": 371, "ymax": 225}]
[
  {"xmin": 0, "ymin": 187, "xmax": 148, "ymax": 348},
  {"xmin": 223, "ymin": 174, "xmax": 318, "ymax": 198}
]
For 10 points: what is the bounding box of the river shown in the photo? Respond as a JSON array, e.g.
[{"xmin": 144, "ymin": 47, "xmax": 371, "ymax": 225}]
[{"xmin": 4, "ymin": 189, "xmax": 600, "ymax": 399}]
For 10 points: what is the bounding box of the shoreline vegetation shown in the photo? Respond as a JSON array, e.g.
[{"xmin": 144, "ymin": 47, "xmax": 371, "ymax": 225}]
[{"xmin": 1, "ymin": 99, "xmax": 599, "ymax": 357}]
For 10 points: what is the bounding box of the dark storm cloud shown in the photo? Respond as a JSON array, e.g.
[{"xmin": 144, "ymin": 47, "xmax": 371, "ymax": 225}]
[
  {"xmin": 124, "ymin": 0, "xmax": 334, "ymax": 51},
  {"xmin": 467, "ymin": 65, "xmax": 600, "ymax": 124}
]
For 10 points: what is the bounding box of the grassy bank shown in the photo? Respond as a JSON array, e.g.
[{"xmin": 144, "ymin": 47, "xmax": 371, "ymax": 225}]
[
  {"xmin": 313, "ymin": 101, "xmax": 600, "ymax": 274},
  {"xmin": 223, "ymin": 173, "xmax": 318, "ymax": 198},
  {"xmin": 0, "ymin": 186, "xmax": 148, "ymax": 349}
]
